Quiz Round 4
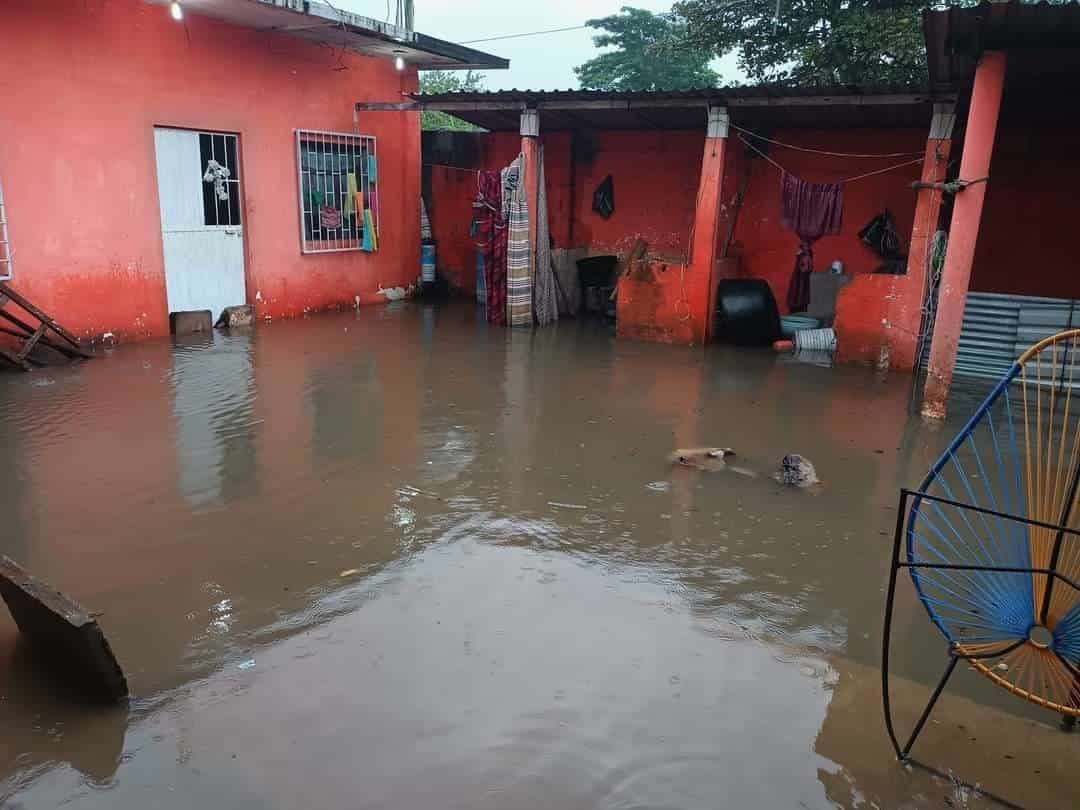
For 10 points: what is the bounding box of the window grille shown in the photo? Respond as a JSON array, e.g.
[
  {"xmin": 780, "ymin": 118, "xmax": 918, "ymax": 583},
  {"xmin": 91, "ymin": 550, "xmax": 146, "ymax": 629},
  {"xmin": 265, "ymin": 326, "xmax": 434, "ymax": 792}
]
[
  {"xmin": 199, "ymin": 132, "xmax": 242, "ymax": 227},
  {"xmin": 0, "ymin": 179, "xmax": 12, "ymax": 281},
  {"xmin": 296, "ymin": 130, "xmax": 379, "ymax": 254}
]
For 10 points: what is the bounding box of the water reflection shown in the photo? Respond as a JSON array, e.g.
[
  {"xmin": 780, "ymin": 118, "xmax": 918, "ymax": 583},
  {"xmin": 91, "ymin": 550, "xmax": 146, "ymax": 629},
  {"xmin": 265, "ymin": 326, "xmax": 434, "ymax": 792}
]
[{"xmin": 0, "ymin": 302, "xmax": 1074, "ymax": 808}]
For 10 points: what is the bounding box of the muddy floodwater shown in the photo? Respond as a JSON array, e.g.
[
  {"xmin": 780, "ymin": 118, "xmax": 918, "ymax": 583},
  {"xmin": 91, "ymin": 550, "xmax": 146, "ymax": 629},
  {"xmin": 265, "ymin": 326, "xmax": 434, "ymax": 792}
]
[{"xmin": 0, "ymin": 303, "xmax": 1076, "ymax": 809}]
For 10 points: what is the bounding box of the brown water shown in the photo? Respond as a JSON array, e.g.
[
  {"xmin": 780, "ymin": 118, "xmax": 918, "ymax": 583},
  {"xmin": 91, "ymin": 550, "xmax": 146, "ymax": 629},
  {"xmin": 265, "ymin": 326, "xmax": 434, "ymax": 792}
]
[{"xmin": 0, "ymin": 303, "xmax": 1075, "ymax": 809}]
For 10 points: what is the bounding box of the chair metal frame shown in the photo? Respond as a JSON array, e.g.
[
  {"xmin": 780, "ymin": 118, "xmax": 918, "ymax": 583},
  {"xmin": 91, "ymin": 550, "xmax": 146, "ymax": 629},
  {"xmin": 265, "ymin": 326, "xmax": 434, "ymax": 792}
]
[{"xmin": 882, "ymin": 330, "xmax": 1080, "ymax": 762}]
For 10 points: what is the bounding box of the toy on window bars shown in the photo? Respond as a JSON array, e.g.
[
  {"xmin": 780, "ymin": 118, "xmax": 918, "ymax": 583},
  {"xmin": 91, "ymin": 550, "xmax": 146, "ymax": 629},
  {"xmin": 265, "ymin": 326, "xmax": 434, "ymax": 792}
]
[{"xmin": 202, "ymin": 160, "xmax": 230, "ymax": 202}]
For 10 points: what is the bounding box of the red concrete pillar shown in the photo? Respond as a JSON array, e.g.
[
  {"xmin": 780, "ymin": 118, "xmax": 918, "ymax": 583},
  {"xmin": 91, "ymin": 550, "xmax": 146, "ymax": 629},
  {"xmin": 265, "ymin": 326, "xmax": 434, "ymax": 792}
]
[
  {"xmin": 695, "ymin": 106, "xmax": 729, "ymax": 343},
  {"xmin": 520, "ymin": 108, "xmax": 541, "ymax": 325},
  {"xmin": 922, "ymin": 52, "xmax": 1007, "ymax": 419},
  {"xmin": 886, "ymin": 104, "xmax": 955, "ymax": 371}
]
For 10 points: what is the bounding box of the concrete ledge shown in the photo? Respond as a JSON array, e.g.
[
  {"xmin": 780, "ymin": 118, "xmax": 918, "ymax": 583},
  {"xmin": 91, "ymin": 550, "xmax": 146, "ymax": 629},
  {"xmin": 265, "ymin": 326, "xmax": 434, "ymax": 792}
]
[
  {"xmin": 0, "ymin": 556, "xmax": 128, "ymax": 703},
  {"xmin": 216, "ymin": 305, "xmax": 253, "ymax": 329},
  {"xmin": 170, "ymin": 310, "xmax": 212, "ymax": 335}
]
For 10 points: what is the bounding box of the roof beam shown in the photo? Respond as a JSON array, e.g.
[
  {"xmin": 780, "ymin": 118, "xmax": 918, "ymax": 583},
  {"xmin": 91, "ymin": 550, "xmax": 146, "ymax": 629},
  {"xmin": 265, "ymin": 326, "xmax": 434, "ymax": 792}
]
[
  {"xmin": 398, "ymin": 93, "xmax": 953, "ymax": 116},
  {"xmin": 727, "ymin": 93, "xmax": 948, "ymax": 107}
]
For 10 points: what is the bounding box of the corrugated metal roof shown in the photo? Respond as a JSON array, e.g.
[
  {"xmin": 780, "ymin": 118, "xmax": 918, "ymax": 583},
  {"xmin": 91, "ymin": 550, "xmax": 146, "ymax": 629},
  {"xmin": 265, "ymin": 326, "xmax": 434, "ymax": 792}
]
[
  {"xmin": 412, "ymin": 84, "xmax": 928, "ymax": 105},
  {"xmin": 408, "ymin": 85, "xmax": 941, "ymax": 132},
  {"xmin": 144, "ymin": 0, "xmax": 508, "ymax": 70},
  {"xmin": 924, "ymin": 1, "xmax": 1080, "ymax": 92}
]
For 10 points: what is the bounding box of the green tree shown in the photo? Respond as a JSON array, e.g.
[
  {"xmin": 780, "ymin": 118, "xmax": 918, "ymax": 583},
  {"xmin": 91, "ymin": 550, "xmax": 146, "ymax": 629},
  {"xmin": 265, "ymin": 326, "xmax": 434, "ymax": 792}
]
[
  {"xmin": 575, "ymin": 7, "xmax": 719, "ymax": 91},
  {"xmin": 419, "ymin": 70, "xmax": 486, "ymax": 131},
  {"xmin": 672, "ymin": 1, "xmax": 978, "ymax": 86}
]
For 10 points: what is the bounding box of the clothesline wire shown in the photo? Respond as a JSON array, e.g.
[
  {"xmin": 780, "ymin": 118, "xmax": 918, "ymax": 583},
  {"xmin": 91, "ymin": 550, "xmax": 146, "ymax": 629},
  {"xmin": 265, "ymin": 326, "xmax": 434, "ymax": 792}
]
[
  {"xmin": 731, "ymin": 123, "xmax": 925, "ymax": 159},
  {"xmin": 425, "ymin": 162, "xmax": 480, "ymax": 174},
  {"xmin": 737, "ymin": 135, "xmax": 922, "ymax": 184}
]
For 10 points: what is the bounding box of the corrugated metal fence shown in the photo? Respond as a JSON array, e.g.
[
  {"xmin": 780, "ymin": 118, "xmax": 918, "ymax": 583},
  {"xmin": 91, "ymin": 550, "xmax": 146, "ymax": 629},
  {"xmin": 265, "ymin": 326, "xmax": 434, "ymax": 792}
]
[{"xmin": 920, "ymin": 292, "xmax": 1080, "ymax": 382}]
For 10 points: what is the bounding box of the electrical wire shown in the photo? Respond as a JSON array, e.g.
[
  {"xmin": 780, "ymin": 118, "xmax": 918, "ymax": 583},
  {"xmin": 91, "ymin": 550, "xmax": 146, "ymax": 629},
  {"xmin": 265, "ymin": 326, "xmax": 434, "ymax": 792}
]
[
  {"xmin": 732, "ymin": 123, "xmax": 924, "ymax": 159},
  {"xmin": 737, "ymin": 134, "xmax": 922, "ymax": 184},
  {"xmin": 425, "ymin": 163, "xmax": 480, "ymax": 174},
  {"xmin": 460, "ymin": 25, "xmax": 589, "ymax": 45}
]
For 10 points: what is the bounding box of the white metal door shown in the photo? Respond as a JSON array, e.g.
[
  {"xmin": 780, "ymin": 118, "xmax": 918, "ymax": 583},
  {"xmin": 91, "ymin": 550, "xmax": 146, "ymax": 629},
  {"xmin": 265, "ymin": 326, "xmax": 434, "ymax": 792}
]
[{"xmin": 154, "ymin": 128, "xmax": 245, "ymax": 322}]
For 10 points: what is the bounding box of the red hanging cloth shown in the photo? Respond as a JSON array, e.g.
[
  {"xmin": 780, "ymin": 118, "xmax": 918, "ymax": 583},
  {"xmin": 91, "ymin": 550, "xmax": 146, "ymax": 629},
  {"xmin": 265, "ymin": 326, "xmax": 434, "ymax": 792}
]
[
  {"xmin": 474, "ymin": 170, "xmax": 507, "ymax": 325},
  {"xmin": 780, "ymin": 171, "xmax": 843, "ymax": 313}
]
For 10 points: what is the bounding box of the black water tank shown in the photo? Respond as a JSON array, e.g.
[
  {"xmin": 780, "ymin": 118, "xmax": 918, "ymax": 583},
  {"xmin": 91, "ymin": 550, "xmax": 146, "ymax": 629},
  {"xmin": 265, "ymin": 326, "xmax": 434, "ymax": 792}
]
[{"xmin": 715, "ymin": 279, "xmax": 782, "ymax": 346}]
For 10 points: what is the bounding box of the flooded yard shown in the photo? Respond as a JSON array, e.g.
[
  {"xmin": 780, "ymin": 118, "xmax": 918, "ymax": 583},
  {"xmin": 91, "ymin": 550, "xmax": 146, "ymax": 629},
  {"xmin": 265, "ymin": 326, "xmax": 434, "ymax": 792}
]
[{"xmin": 0, "ymin": 302, "xmax": 1075, "ymax": 809}]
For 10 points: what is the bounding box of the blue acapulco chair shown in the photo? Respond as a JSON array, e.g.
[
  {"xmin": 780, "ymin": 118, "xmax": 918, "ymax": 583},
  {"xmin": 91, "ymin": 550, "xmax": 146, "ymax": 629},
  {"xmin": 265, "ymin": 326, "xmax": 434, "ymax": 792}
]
[{"xmin": 883, "ymin": 329, "xmax": 1080, "ymax": 762}]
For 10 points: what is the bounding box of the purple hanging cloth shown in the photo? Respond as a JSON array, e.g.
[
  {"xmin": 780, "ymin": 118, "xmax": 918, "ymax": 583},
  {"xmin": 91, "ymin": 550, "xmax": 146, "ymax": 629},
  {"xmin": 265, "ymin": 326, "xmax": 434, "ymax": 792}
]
[{"xmin": 780, "ymin": 171, "xmax": 843, "ymax": 312}]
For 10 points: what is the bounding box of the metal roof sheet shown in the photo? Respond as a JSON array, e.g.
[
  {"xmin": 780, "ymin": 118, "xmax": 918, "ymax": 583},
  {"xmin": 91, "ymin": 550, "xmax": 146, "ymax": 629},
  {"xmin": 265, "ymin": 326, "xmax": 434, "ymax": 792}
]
[
  {"xmin": 406, "ymin": 85, "xmax": 941, "ymax": 132},
  {"xmin": 145, "ymin": 0, "xmax": 508, "ymax": 70},
  {"xmin": 924, "ymin": 2, "xmax": 1080, "ymax": 92}
]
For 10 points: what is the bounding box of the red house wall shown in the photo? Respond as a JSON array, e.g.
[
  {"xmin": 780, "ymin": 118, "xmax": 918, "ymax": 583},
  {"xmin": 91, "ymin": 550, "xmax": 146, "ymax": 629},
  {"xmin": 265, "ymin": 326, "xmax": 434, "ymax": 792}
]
[
  {"xmin": 0, "ymin": 0, "xmax": 420, "ymax": 341},
  {"xmin": 729, "ymin": 129, "xmax": 925, "ymax": 313},
  {"xmin": 428, "ymin": 127, "xmax": 925, "ymax": 319},
  {"xmin": 969, "ymin": 126, "xmax": 1080, "ymax": 299}
]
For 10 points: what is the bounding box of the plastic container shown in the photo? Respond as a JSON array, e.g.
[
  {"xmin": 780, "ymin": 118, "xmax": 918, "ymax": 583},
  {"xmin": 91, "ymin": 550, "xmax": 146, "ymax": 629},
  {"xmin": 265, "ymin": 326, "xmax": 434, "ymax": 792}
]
[
  {"xmin": 421, "ymin": 243, "xmax": 436, "ymax": 283},
  {"xmin": 780, "ymin": 314, "xmax": 821, "ymax": 337},
  {"xmin": 794, "ymin": 327, "xmax": 837, "ymax": 351}
]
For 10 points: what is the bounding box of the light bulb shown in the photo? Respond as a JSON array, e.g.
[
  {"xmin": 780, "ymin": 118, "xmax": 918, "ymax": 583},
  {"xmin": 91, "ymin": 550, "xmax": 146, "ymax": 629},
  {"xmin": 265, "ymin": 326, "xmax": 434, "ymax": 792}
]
[
  {"xmin": 394, "ymin": 55, "xmax": 405, "ymax": 72},
  {"xmin": 170, "ymin": 1, "xmax": 183, "ymax": 21}
]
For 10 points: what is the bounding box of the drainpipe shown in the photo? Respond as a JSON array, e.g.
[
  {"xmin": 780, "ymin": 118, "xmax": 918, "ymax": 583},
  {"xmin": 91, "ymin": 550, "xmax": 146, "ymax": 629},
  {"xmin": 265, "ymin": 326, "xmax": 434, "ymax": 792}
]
[{"xmin": 922, "ymin": 52, "xmax": 1007, "ymax": 420}]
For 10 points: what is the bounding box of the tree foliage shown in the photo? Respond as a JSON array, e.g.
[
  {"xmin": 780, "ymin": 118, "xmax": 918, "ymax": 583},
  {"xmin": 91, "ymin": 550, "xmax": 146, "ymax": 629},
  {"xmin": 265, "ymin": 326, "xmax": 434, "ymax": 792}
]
[
  {"xmin": 575, "ymin": 7, "xmax": 719, "ymax": 91},
  {"xmin": 419, "ymin": 70, "xmax": 486, "ymax": 131},
  {"xmin": 673, "ymin": 0, "xmax": 937, "ymax": 86}
]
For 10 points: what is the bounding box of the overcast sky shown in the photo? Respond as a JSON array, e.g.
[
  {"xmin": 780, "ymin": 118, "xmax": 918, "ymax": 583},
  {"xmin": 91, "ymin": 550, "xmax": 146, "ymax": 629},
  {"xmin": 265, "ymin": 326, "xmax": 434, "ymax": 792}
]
[{"xmin": 333, "ymin": 0, "xmax": 741, "ymax": 89}]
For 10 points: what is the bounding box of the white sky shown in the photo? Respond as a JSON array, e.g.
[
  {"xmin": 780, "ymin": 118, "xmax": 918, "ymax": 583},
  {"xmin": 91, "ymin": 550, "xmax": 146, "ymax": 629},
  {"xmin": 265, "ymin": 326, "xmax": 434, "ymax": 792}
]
[{"xmin": 333, "ymin": 0, "xmax": 742, "ymax": 89}]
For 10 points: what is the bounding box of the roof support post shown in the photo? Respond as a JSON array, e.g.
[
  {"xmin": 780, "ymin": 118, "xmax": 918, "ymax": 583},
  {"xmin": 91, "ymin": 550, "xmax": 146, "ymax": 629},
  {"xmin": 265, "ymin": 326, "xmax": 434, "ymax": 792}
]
[
  {"xmin": 520, "ymin": 108, "xmax": 540, "ymax": 326},
  {"xmin": 878, "ymin": 102, "xmax": 956, "ymax": 372},
  {"xmin": 922, "ymin": 53, "xmax": 1006, "ymax": 420},
  {"xmin": 698, "ymin": 105, "xmax": 729, "ymax": 342}
]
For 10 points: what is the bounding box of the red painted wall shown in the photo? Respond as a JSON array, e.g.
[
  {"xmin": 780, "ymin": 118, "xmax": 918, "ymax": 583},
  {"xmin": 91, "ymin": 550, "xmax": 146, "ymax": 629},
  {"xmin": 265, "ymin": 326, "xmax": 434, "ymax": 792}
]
[
  {"xmin": 0, "ymin": 0, "xmax": 420, "ymax": 340},
  {"xmin": 428, "ymin": 129, "xmax": 703, "ymax": 295},
  {"xmin": 729, "ymin": 129, "xmax": 925, "ymax": 313},
  {"xmin": 427, "ymin": 127, "xmax": 925, "ymax": 319},
  {"xmin": 970, "ymin": 126, "xmax": 1080, "ymax": 299}
]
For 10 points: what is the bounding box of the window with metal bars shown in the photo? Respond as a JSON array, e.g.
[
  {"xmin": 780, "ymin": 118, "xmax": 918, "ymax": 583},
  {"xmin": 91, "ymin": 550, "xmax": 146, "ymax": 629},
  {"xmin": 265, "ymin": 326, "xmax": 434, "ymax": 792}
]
[
  {"xmin": 0, "ymin": 179, "xmax": 12, "ymax": 281},
  {"xmin": 199, "ymin": 133, "xmax": 242, "ymax": 227},
  {"xmin": 296, "ymin": 130, "xmax": 379, "ymax": 254}
]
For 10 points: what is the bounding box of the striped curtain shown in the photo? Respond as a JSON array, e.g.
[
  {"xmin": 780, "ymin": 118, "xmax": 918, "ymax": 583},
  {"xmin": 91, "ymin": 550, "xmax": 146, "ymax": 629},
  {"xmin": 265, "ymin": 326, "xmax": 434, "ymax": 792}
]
[
  {"xmin": 534, "ymin": 146, "xmax": 559, "ymax": 327},
  {"xmin": 502, "ymin": 154, "xmax": 532, "ymax": 327}
]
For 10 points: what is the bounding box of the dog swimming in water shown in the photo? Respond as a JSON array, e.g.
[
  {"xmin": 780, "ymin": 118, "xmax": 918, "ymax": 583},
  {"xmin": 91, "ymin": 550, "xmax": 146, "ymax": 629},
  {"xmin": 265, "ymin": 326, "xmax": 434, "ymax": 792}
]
[{"xmin": 773, "ymin": 454, "xmax": 822, "ymax": 491}]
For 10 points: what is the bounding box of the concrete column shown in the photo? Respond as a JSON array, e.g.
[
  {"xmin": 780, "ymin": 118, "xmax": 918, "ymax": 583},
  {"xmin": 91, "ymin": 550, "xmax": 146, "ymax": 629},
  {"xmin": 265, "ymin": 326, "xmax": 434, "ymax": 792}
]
[
  {"xmin": 887, "ymin": 103, "xmax": 955, "ymax": 371},
  {"xmin": 520, "ymin": 108, "xmax": 541, "ymax": 326},
  {"xmin": 922, "ymin": 52, "xmax": 1006, "ymax": 419},
  {"xmin": 697, "ymin": 106, "xmax": 729, "ymax": 342}
]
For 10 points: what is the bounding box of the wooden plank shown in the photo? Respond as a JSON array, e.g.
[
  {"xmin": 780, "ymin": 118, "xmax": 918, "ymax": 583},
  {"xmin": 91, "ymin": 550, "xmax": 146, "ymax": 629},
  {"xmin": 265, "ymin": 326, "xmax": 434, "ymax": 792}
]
[
  {"xmin": 0, "ymin": 314, "xmax": 88, "ymax": 359},
  {"xmin": 0, "ymin": 344, "xmax": 32, "ymax": 371},
  {"xmin": 16, "ymin": 322, "xmax": 47, "ymax": 362},
  {"xmin": 0, "ymin": 556, "xmax": 128, "ymax": 702},
  {"xmin": 0, "ymin": 322, "xmax": 90, "ymax": 360},
  {"xmin": 0, "ymin": 282, "xmax": 83, "ymax": 349}
]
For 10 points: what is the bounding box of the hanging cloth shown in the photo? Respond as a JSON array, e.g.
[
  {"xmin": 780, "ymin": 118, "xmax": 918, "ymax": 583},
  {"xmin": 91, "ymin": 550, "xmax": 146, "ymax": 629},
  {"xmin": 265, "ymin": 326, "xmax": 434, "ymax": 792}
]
[
  {"xmin": 780, "ymin": 171, "xmax": 843, "ymax": 312},
  {"xmin": 345, "ymin": 173, "xmax": 358, "ymax": 216},
  {"xmin": 420, "ymin": 196, "xmax": 433, "ymax": 241},
  {"xmin": 474, "ymin": 170, "xmax": 507, "ymax": 325},
  {"xmin": 503, "ymin": 154, "xmax": 532, "ymax": 328},
  {"xmin": 534, "ymin": 146, "xmax": 559, "ymax": 327},
  {"xmin": 593, "ymin": 174, "xmax": 615, "ymax": 219}
]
